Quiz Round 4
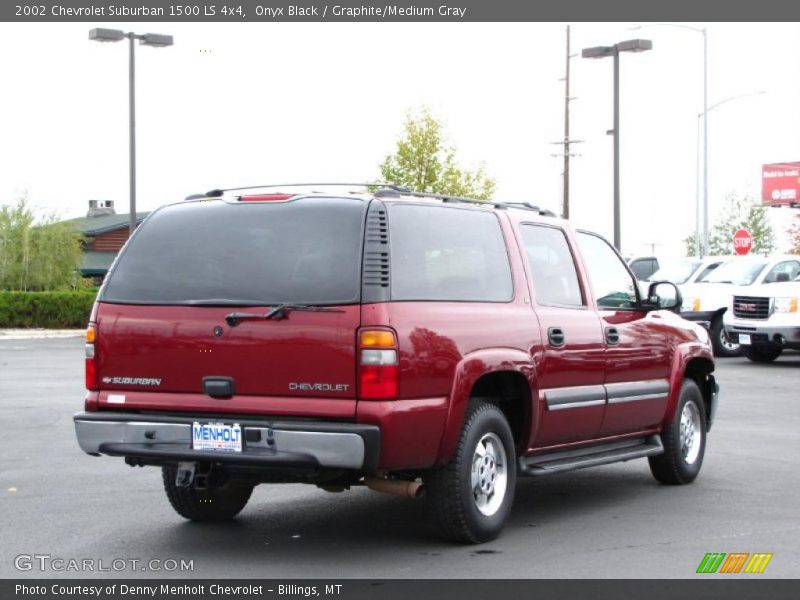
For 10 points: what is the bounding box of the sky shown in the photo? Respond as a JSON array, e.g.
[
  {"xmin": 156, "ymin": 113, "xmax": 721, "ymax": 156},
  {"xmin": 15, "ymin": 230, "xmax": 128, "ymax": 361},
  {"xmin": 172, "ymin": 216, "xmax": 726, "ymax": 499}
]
[{"xmin": 1, "ymin": 21, "xmax": 799, "ymax": 256}]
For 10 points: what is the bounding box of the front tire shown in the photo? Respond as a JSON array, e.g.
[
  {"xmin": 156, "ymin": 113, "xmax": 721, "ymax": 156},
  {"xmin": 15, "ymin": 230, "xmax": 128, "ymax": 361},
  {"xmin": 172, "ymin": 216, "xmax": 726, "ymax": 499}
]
[
  {"xmin": 162, "ymin": 466, "xmax": 254, "ymax": 522},
  {"xmin": 426, "ymin": 402, "xmax": 517, "ymax": 544},
  {"xmin": 649, "ymin": 379, "xmax": 707, "ymax": 485},
  {"xmin": 711, "ymin": 318, "xmax": 740, "ymax": 357},
  {"xmin": 742, "ymin": 344, "xmax": 782, "ymax": 363}
]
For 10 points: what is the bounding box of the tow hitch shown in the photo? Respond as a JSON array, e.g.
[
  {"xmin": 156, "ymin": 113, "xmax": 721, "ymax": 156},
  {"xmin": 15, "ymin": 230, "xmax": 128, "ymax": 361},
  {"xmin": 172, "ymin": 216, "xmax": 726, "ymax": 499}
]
[
  {"xmin": 175, "ymin": 462, "xmax": 196, "ymax": 488},
  {"xmin": 175, "ymin": 462, "xmax": 212, "ymax": 489}
]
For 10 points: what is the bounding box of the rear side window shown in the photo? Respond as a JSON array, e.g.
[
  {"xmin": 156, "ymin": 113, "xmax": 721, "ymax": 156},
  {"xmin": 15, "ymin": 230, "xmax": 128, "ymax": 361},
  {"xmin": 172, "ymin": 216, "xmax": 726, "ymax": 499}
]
[
  {"xmin": 101, "ymin": 198, "xmax": 366, "ymax": 305},
  {"xmin": 388, "ymin": 204, "xmax": 513, "ymax": 302},
  {"xmin": 520, "ymin": 225, "xmax": 584, "ymax": 307}
]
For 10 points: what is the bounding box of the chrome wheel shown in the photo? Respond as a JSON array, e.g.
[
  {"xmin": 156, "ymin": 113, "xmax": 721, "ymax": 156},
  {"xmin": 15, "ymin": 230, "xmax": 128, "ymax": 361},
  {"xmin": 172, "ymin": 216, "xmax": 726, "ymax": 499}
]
[
  {"xmin": 679, "ymin": 401, "xmax": 702, "ymax": 465},
  {"xmin": 719, "ymin": 328, "xmax": 739, "ymax": 353},
  {"xmin": 471, "ymin": 432, "xmax": 508, "ymax": 516}
]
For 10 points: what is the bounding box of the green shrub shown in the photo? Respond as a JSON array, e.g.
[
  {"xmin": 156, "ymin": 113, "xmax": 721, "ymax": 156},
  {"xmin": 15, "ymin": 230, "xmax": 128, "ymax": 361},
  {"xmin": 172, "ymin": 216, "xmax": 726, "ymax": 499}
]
[{"xmin": 0, "ymin": 290, "xmax": 98, "ymax": 328}]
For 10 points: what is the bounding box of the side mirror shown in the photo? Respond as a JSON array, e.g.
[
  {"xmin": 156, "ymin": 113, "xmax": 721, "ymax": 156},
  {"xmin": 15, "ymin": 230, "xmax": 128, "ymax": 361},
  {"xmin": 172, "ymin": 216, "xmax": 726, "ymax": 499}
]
[
  {"xmin": 776, "ymin": 272, "xmax": 790, "ymax": 282},
  {"xmin": 643, "ymin": 281, "xmax": 682, "ymax": 314}
]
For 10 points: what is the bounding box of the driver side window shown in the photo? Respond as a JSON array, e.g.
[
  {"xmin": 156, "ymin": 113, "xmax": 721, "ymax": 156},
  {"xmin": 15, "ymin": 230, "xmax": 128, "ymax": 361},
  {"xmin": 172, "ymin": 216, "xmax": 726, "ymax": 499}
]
[{"xmin": 576, "ymin": 232, "xmax": 639, "ymax": 309}]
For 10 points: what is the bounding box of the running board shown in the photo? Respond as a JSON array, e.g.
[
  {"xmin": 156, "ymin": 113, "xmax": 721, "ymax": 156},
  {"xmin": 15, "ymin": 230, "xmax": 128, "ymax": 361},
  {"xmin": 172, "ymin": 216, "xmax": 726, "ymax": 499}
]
[{"xmin": 519, "ymin": 436, "xmax": 663, "ymax": 477}]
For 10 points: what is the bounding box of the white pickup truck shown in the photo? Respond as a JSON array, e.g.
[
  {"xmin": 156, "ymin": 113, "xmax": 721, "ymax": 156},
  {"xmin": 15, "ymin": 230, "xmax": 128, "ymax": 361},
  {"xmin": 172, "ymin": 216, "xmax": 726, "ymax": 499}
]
[
  {"xmin": 723, "ymin": 276, "xmax": 800, "ymax": 362},
  {"xmin": 680, "ymin": 255, "xmax": 800, "ymax": 357}
]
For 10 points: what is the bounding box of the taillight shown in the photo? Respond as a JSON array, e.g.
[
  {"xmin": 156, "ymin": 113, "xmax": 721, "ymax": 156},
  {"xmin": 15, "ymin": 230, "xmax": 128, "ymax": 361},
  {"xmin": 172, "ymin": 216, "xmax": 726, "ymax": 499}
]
[
  {"xmin": 85, "ymin": 323, "xmax": 98, "ymax": 391},
  {"xmin": 358, "ymin": 328, "xmax": 399, "ymax": 400}
]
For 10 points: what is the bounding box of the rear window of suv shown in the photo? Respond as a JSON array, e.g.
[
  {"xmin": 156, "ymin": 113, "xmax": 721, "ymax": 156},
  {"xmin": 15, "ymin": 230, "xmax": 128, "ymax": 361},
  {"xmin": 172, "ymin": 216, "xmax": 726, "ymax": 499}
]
[
  {"xmin": 101, "ymin": 197, "xmax": 366, "ymax": 305},
  {"xmin": 388, "ymin": 204, "xmax": 513, "ymax": 302}
]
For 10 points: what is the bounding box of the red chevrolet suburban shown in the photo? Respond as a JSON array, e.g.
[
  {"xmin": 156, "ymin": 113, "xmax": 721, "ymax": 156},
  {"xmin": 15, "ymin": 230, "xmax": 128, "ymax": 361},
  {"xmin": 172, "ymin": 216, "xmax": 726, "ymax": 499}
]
[{"xmin": 74, "ymin": 185, "xmax": 719, "ymax": 543}]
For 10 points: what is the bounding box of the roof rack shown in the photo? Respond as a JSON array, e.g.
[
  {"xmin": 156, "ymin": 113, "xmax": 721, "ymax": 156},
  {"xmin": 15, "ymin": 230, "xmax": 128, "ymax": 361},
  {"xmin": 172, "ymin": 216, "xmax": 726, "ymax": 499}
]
[
  {"xmin": 377, "ymin": 189, "xmax": 508, "ymax": 210},
  {"xmin": 499, "ymin": 202, "xmax": 558, "ymax": 217},
  {"xmin": 189, "ymin": 183, "xmax": 559, "ymax": 218},
  {"xmin": 380, "ymin": 191, "xmax": 558, "ymax": 217},
  {"xmin": 201, "ymin": 183, "xmax": 409, "ymax": 198}
]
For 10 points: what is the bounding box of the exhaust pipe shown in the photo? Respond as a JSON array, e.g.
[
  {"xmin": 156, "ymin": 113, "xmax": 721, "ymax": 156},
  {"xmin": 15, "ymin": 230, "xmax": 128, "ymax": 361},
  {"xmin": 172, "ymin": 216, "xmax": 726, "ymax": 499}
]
[{"xmin": 365, "ymin": 476, "xmax": 425, "ymax": 499}]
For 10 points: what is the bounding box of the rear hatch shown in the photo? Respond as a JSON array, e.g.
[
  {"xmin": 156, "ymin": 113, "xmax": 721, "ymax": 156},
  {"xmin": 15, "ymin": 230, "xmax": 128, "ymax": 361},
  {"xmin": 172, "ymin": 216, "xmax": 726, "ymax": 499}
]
[{"xmin": 93, "ymin": 196, "xmax": 366, "ymax": 418}]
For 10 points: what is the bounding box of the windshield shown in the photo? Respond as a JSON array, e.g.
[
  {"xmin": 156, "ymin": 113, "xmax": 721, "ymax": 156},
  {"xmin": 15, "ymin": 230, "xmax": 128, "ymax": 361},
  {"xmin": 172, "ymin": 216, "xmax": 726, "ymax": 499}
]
[
  {"xmin": 101, "ymin": 197, "xmax": 366, "ymax": 305},
  {"xmin": 698, "ymin": 258, "xmax": 767, "ymax": 285},
  {"xmin": 648, "ymin": 259, "xmax": 701, "ymax": 284}
]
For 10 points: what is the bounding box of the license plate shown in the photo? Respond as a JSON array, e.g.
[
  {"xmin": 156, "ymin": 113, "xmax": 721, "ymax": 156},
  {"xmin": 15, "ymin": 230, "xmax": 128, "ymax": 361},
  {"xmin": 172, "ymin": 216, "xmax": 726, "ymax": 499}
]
[
  {"xmin": 738, "ymin": 334, "xmax": 751, "ymax": 345},
  {"xmin": 192, "ymin": 422, "xmax": 242, "ymax": 452}
]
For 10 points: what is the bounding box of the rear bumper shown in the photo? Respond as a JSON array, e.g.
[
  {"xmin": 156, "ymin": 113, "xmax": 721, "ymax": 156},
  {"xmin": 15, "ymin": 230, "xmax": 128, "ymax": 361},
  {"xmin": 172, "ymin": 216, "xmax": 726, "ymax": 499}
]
[{"xmin": 74, "ymin": 412, "xmax": 380, "ymax": 471}]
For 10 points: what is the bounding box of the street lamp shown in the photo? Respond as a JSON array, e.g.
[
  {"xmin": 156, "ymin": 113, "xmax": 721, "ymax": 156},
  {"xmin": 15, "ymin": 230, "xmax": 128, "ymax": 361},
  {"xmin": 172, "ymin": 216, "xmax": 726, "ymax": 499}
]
[
  {"xmin": 582, "ymin": 39, "xmax": 653, "ymax": 251},
  {"xmin": 89, "ymin": 28, "xmax": 174, "ymax": 236},
  {"xmin": 692, "ymin": 91, "xmax": 765, "ymax": 256},
  {"xmin": 631, "ymin": 24, "xmax": 708, "ymax": 255}
]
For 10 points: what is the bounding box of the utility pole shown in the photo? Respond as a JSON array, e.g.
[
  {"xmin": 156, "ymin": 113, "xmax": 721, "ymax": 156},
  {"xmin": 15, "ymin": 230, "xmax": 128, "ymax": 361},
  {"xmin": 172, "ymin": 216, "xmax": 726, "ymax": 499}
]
[
  {"xmin": 551, "ymin": 25, "xmax": 582, "ymax": 220},
  {"xmin": 563, "ymin": 25, "xmax": 572, "ymax": 220}
]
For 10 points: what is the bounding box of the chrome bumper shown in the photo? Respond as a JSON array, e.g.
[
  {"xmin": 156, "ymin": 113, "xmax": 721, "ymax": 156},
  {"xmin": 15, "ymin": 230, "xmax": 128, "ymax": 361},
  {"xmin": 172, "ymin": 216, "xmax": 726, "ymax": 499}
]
[{"xmin": 74, "ymin": 412, "xmax": 379, "ymax": 471}]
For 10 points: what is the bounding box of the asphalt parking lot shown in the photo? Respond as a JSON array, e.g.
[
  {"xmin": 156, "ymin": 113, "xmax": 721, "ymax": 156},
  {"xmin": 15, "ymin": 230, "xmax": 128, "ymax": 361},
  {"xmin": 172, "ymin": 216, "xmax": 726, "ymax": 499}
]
[{"xmin": 1, "ymin": 337, "xmax": 798, "ymax": 579}]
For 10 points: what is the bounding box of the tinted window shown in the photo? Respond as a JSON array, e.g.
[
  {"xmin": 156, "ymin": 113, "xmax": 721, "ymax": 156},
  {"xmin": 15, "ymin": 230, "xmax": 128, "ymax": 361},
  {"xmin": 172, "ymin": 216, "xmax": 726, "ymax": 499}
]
[
  {"xmin": 389, "ymin": 204, "xmax": 512, "ymax": 302},
  {"xmin": 521, "ymin": 225, "xmax": 583, "ymax": 307},
  {"xmin": 764, "ymin": 260, "xmax": 800, "ymax": 283},
  {"xmin": 576, "ymin": 232, "xmax": 639, "ymax": 308},
  {"xmin": 102, "ymin": 198, "xmax": 366, "ymax": 305}
]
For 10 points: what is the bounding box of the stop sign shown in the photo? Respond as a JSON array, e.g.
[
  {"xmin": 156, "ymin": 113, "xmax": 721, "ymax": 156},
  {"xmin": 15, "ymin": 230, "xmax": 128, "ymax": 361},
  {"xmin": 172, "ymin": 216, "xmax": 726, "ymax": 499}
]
[{"xmin": 733, "ymin": 228, "xmax": 753, "ymax": 255}]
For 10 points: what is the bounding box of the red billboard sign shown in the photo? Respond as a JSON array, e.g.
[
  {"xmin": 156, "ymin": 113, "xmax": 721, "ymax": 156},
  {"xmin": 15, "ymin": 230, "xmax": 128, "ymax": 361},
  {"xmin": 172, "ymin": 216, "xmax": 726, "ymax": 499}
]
[{"xmin": 762, "ymin": 162, "xmax": 800, "ymax": 207}]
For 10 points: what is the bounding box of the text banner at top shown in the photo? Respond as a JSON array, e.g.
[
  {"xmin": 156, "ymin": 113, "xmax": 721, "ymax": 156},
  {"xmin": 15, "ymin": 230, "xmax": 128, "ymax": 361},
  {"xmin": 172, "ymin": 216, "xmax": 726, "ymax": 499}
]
[{"xmin": 3, "ymin": 0, "xmax": 800, "ymax": 22}]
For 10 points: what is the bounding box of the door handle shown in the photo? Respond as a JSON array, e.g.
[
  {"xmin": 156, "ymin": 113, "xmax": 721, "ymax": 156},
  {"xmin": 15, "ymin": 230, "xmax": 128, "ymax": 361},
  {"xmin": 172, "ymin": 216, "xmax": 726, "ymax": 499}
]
[
  {"xmin": 605, "ymin": 327, "xmax": 620, "ymax": 345},
  {"xmin": 548, "ymin": 327, "xmax": 566, "ymax": 347}
]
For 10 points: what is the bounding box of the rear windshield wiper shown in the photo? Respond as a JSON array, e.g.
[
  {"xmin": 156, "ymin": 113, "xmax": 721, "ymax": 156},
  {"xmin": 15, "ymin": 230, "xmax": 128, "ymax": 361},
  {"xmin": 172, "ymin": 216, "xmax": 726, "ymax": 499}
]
[{"xmin": 225, "ymin": 304, "xmax": 345, "ymax": 326}]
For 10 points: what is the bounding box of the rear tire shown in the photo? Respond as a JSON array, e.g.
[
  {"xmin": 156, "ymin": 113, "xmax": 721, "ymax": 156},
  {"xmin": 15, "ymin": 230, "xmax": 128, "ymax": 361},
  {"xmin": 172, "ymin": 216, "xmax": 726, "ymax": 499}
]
[
  {"xmin": 649, "ymin": 379, "xmax": 706, "ymax": 485},
  {"xmin": 426, "ymin": 402, "xmax": 516, "ymax": 544},
  {"xmin": 742, "ymin": 344, "xmax": 782, "ymax": 363},
  {"xmin": 711, "ymin": 317, "xmax": 740, "ymax": 357},
  {"xmin": 162, "ymin": 466, "xmax": 253, "ymax": 522}
]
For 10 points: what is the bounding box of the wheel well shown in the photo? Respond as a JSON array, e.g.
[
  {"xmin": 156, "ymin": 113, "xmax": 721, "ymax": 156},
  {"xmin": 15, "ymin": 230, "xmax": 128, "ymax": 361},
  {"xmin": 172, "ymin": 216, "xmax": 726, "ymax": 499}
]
[
  {"xmin": 684, "ymin": 357, "xmax": 715, "ymax": 424},
  {"xmin": 469, "ymin": 371, "xmax": 530, "ymax": 451}
]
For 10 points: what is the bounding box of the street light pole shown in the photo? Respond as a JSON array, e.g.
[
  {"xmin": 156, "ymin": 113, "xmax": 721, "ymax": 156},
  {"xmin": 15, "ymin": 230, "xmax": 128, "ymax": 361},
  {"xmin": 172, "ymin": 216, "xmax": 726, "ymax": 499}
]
[
  {"xmin": 128, "ymin": 33, "xmax": 137, "ymax": 237},
  {"xmin": 631, "ymin": 24, "xmax": 708, "ymax": 254},
  {"xmin": 582, "ymin": 39, "xmax": 653, "ymax": 251},
  {"xmin": 695, "ymin": 114, "xmax": 701, "ymax": 256},
  {"xmin": 695, "ymin": 90, "xmax": 766, "ymax": 256},
  {"xmin": 613, "ymin": 47, "xmax": 621, "ymax": 250},
  {"xmin": 89, "ymin": 29, "xmax": 173, "ymax": 237},
  {"xmin": 702, "ymin": 28, "xmax": 709, "ymax": 256}
]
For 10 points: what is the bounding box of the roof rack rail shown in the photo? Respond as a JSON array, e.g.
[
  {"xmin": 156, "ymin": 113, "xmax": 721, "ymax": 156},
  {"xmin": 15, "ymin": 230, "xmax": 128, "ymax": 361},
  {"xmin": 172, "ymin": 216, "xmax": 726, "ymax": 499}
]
[
  {"xmin": 386, "ymin": 189, "xmax": 508, "ymax": 210},
  {"xmin": 499, "ymin": 202, "xmax": 558, "ymax": 217},
  {"xmin": 203, "ymin": 183, "xmax": 409, "ymax": 198}
]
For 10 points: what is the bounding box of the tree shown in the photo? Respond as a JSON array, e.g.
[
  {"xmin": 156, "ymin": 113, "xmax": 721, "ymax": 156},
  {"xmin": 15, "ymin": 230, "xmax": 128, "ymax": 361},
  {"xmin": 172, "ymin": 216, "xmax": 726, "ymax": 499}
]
[
  {"xmin": 788, "ymin": 213, "xmax": 800, "ymax": 255},
  {"xmin": 704, "ymin": 194, "xmax": 776, "ymax": 256},
  {"xmin": 0, "ymin": 195, "xmax": 83, "ymax": 291},
  {"xmin": 683, "ymin": 232, "xmax": 701, "ymax": 258},
  {"xmin": 379, "ymin": 108, "xmax": 496, "ymax": 200}
]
